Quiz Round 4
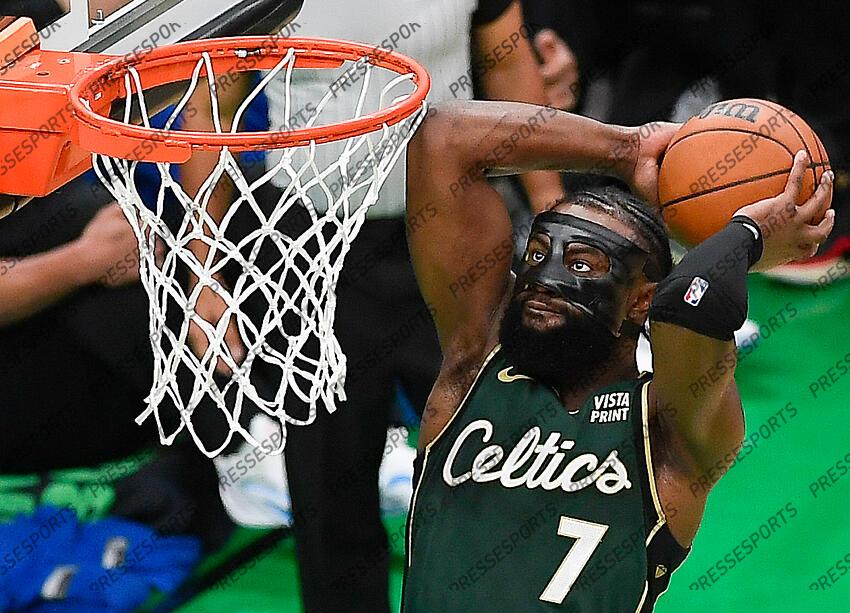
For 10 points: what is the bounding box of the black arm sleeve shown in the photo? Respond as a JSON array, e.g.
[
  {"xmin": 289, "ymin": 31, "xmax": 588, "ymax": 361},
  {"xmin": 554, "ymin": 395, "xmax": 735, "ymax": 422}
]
[
  {"xmin": 649, "ymin": 216, "xmax": 763, "ymax": 341},
  {"xmin": 472, "ymin": 0, "xmax": 515, "ymax": 27}
]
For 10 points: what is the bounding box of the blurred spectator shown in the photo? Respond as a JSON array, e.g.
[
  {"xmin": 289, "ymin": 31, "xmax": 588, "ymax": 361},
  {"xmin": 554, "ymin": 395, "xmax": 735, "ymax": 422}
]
[
  {"xmin": 0, "ymin": 107, "xmax": 235, "ymax": 578},
  {"xmin": 519, "ymin": 1, "xmax": 774, "ymax": 122},
  {"xmin": 262, "ymin": 3, "xmax": 564, "ymax": 611},
  {"xmin": 531, "ymin": 26, "xmax": 580, "ymax": 111},
  {"xmin": 0, "ymin": 185, "xmax": 153, "ymax": 471}
]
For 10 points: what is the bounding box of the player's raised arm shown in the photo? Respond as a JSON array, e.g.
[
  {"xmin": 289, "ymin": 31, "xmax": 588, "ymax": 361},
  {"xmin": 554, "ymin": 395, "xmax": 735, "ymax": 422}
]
[
  {"xmin": 406, "ymin": 101, "xmax": 674, "ymax": 361},
  {"xmin": 648, "ymin": 151, "xmax": 834, "ymax": 543}
]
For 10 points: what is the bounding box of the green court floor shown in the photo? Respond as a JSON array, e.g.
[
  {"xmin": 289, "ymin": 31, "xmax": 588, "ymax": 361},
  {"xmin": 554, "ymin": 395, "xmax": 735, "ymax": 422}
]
[{"xmin": 180, "ymin": 274, "xmax": 850, "ymax": 612}]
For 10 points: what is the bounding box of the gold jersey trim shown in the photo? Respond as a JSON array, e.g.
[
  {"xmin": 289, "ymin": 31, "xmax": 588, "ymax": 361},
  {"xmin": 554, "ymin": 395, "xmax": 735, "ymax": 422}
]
[
  {"xmin": 641, "ymin": 380, "xmax": 666, "ymax": 524},
  {"xmin": 634, "ymin": 379, "xmax": 692, "ymax": 612},
  {"xmin": 633, "ymin": 580, "xmax": 649, "ymax": 612},
  {"xmin": 633, "ymin": 379, "xmax": 664, "ymax": 613},
  {"xmin": 424, "ymin": 344, "xmax": 502, "ymax": 453}
]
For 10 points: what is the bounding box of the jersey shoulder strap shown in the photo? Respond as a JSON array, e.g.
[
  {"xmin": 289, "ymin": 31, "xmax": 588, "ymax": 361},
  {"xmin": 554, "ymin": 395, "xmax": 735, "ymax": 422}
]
[{"xmin": 629, "ymin": 373, "xmax": 692, "ymax": 611}]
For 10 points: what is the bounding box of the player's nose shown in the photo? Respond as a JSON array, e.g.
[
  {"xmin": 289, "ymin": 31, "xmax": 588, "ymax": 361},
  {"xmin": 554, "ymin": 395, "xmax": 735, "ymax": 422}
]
[
  {"xmin": 522, "ymin": 283, "xmax": 567, "ymax": 308},
  {"xmin": 528, "ymin": 282, "xmax": 558, "ymax": 298}
]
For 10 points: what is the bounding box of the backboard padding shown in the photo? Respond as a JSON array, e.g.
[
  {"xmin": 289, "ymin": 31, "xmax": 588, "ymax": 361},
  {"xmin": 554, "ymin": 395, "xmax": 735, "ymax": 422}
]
[{"xmin": 28, "ymin": 0, "xmax": 303, "ymax": 53}]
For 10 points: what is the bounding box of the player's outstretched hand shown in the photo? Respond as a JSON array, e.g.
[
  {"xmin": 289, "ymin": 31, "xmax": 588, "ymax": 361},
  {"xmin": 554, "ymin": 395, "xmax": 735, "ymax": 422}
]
[
  {"xmin": 628, "ymin": 122, "xmax": 680, "ymax": 206},
  {"xmin": 735, "ymin": 150, "xmax": 834, "ymax": 272}
]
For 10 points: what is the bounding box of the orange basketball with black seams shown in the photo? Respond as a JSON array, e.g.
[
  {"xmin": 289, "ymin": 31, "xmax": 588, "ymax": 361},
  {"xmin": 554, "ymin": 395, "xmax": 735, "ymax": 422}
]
[{"xmin": 658, "ymin": 98, "xmax": 831, "ymax": 246}]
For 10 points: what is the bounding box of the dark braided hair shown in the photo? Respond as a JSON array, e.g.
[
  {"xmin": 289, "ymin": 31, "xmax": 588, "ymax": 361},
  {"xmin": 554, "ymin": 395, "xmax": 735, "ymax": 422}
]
[{"xmin": 548, "ymin": 185, "xmax": 673, "ymax": 282}]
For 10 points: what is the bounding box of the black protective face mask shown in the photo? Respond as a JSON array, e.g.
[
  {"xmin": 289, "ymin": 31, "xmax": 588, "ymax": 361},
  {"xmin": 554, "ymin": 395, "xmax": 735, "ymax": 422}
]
[{"xmin": 515, "ymin": 211, "xmax": 657, "ymax": 337}]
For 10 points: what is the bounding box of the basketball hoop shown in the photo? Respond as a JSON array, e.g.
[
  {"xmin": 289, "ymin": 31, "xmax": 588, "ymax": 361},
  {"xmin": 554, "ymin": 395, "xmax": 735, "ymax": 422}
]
[
  {"xmin": 68, "ymin": 36, "xmax": 429, "ymax": 159},
  {"xmin": 0, "ymin": 22, "xmax": 430, "ymax": 457}
]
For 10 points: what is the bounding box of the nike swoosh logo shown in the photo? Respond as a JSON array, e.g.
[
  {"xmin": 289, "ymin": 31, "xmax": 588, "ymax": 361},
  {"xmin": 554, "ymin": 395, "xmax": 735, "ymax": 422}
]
[{"xmin": 497, "ymin": 367, "xmax": 533, "ymax": 383}]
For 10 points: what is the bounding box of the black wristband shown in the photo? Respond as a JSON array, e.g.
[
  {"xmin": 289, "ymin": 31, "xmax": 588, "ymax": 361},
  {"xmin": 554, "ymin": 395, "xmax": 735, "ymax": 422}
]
[
  {"xmin": 649, "ymin": 218, "xmax": 759, "ymax": 341},
  {"xmin": 729, "ymin": 215, "xmax": 764, "ymax": 269}
]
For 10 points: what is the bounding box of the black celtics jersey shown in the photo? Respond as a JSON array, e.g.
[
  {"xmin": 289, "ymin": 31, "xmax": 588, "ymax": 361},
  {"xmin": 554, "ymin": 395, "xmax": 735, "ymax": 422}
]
[{"xmin": 403, "ymin": 346, "xmax": 689, "ymax": 612}]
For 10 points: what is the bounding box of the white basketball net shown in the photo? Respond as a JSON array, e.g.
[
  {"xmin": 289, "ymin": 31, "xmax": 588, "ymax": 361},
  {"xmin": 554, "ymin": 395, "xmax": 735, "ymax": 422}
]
[{"xmin": 92, "ymin": 46, "xmax": 427, "ymax": 458}]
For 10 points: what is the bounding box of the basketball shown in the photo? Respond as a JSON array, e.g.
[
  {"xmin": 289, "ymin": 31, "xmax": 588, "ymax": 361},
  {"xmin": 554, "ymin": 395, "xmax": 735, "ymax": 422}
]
[{"xmin": 658, "ymin": 98, "xmax": 831, "ymax": 245}]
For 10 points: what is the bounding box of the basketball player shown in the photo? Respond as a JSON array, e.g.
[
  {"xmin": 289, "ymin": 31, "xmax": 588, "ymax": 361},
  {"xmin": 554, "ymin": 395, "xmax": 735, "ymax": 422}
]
[{"xmin": 402, "ymin": 101, "xmax": 834, "ymax": 610}]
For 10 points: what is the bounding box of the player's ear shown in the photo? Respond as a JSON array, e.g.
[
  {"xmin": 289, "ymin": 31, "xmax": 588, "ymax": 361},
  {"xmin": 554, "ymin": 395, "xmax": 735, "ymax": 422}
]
[{"xmin": 627, "ymin": 279, "xmax": 656, "ymax": 326}]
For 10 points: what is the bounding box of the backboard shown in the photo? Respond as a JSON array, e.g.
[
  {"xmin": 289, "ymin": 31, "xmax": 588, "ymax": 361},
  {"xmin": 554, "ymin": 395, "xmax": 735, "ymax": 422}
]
[
  {"xmin": 0, "ymin": 0, "xmax": 303, "ymax": 214},
  {"xmin": 27, "ymin": 0, "xmax": 304, "ymax": 53}
]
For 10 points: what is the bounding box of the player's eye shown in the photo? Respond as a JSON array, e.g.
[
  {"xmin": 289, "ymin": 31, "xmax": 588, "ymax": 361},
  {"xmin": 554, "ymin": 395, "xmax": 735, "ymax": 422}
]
[
  {"xmin": 526, "ymin": 249, "xmax": 546, "ymax": 264},
  {"xmin": 569, "ymin": 260, "xmax": 592, "ymax": 273},
  {"xmin": 564, "ymin": 244, "xmax": 609, "ymax": 276}
]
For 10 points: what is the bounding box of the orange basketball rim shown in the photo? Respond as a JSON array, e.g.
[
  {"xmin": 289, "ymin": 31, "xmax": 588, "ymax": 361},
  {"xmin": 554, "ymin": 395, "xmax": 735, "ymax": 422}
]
[{"xmin": 0, "ymin": 17, "xmax": 430, "ymax": 197}]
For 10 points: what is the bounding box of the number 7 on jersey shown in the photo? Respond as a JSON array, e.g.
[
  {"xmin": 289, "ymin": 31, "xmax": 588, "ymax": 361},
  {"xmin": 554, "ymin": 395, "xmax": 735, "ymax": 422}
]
[{"xmin": 539, "ymin": 516, "xmax": 609, "ymax": 604}]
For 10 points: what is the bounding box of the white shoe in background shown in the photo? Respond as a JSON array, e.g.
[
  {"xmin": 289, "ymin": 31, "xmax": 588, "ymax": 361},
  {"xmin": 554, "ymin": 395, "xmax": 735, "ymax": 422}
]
[
  {"xmin": 734, "ymin": 318, "xmax": 761, "ymax": 348},
  {"xmin": 214, "ymin": 414, "xmax": 293, "ymax": 528}
]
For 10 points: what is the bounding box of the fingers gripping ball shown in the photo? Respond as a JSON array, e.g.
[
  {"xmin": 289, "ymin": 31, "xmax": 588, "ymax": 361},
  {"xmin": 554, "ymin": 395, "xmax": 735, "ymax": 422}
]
[{"xmin": 658, "ymin": 98, "xmax": 831, "ymax": 245}]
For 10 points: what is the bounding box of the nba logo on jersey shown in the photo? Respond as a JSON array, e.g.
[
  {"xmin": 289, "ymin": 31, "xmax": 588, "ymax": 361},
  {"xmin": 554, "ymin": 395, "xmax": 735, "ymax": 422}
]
[{"xmin": 683, "ymin": 277, "xmax": 709, "ymax": 306}]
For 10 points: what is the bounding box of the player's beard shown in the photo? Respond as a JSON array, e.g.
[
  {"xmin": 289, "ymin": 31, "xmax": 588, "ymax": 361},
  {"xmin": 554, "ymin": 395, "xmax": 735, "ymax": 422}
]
[{"xmin": 498, "ymin": 297, "xmax": 618, "ymax": 390}]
